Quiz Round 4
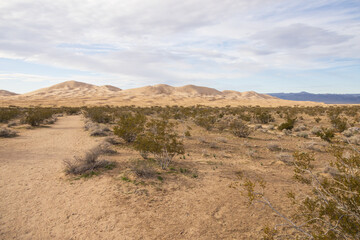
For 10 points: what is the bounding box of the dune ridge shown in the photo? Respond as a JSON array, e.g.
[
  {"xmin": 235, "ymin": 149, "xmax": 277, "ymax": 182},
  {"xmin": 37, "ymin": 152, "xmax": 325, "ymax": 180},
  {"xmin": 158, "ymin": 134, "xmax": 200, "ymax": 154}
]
[{"xmin": 0, "ymin": 80, "xmax": 322, "ymax": 107}]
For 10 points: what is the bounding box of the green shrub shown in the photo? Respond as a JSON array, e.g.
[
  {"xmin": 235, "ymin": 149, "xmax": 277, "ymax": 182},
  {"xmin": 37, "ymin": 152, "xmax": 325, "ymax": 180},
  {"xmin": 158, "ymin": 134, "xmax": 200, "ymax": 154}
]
[
  {"xmin": 85, "ymin": 107, "xmax": 112, "ymax": 123},
  {"xmin": 134, "ymin": 119, "xmax": 184, "ymax": 169},
  {"xmin": 24, "ymin": 108, "xmax": 57, "ymax": 126},
  {"xmin": 331, "ymin": 116, "xmax": 348, "ymax": 132},
  {"xmin": 113, "ymin": 113, "xmax": 146, "ymax": 143},
  {"xmin": 194, "ymin": 115, "xmax": 217, "ymax": 131},
  {"xmin": 0, "ymin": 108, "xmax": 21, "ymax": 123},
  {"xmin": 316, "ymin": 127, "xmax": 335, "ymax": 142},
  {"xmin": 278, "ymin": 118, "xmax": 296, "ymax": 131},
  {"xmin": 229, "ymin": 120, "xmax": 251, "ymax": 138},
  {"xmin": 237, "ymin": 147, "xmax": 360, "ymax": 239}
]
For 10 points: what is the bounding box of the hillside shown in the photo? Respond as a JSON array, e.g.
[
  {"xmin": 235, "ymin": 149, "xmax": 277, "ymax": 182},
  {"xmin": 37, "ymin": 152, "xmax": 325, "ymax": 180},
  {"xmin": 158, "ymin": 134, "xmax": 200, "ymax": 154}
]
[{"xmin": 0, "ymin": 90, "xmax": 18, "ymax": 97}]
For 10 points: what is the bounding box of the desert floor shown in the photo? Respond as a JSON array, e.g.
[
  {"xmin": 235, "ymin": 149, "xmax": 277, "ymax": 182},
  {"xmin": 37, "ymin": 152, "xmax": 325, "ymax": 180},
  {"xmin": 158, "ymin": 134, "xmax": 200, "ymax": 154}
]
[{"xmin": 0, "ymin": 115, "xmax": 332, "ymax": 239}]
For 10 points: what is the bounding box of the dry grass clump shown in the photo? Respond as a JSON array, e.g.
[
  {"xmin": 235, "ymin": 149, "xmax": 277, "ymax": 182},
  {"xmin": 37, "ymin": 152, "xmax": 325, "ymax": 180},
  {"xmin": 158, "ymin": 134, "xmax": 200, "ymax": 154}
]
[
  {"xmin": 215, "ymin": 136, "xmax": 228, "ymax": 143},
  {"xmin": 267, "ymin": 142, "xmax": 281, "ymax": 151},
  {"xmin": 296, "ymin": 131, "xmax": 309, "ymax": 138},
  {"xmin": 311, "ymin": 126, "xmax": 322, "ymax": 135},
  {"xmin": 347, "ymin": 136, "xmax": 360, "ymax": 145},
  {"xmin": 64, "ymin": 145, "xmax": 114, "ymax": 175},
  {"xmin": 277, "ymin": 153, "xmax": 294, "ymax": 165},
  {"xmin": 131, "ymin": 159, "xmax": 157, "ymax": 178},
  {"xmin": 0, "ymin": 127, "xmax": 17, "ymax": 138},
  {"xmin": 294, "ymin": 125, "xmax": 307, "ymax": 132},
  {"xmin": 343, "ymin": 127, "xmax": 360, "ymax": 137},
  {"xmin": 84, "ymin": 120, "xmax": 111, "ymax": 136}
]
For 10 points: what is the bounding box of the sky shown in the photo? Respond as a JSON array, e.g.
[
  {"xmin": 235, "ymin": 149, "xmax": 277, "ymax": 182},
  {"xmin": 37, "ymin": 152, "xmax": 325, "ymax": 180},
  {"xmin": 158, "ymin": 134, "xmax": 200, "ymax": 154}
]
[{"xmin": 0, "ymin": 0, "xmax": 359, "ymax": 94}]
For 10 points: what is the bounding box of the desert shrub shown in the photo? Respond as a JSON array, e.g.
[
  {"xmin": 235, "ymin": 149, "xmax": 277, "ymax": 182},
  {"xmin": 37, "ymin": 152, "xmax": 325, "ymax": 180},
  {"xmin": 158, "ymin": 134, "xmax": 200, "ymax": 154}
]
[
  {"xmin": 134, "ymin": 119, "xmax": 184, "ymax": 169},
  {"xmin": 215, "ymin": 136, "xmax": 228, "ymax": 143},
  {"xmin": 131, "ymin": 159, "xmax": 156, "ymax": 178},
  {"xmin": 348, "ymin": 136, "xmax": 360, "ymax": 145},
  {"xmin": 254, "ymin": 124, "xmax": 262, "ymax": 130},
  {"xmin": 0, "ymin": 108, "xmax": 21, "ymax": 123},
  {"xmin": 90, "ymin": 125, "xmax": 111, "ymax": 136},
  {"xmin": 311, "ymin": 126, "xmax": 322, "ymax": 135},
  {"xmin": 0, "ymin": 127, "xmax": 17, "ymax": 138},
  {"xmin": 277, "ymin": 153, "xmax": 293, "ymax": 165},
  {"xmin": 343, "ymin": 129, "xmax": 354, "ymax": 138},
  {"xmin": 85, "ymin": 107, "xmax": 112, "ymax": 123},
  {"xmin": 194, "ymin": 115, "xmax": 217, "ymax": 131},
  {"xmin": 316, "ymin": 127, "xmax": 335, "ymax": 142},
  {"xmin": 253, "ymin": 109, "xmax": 274, "ymax": 124},
  {"xmin": 294, "ymin": 125, "xmax": 307, "ymax": 132},
  {"xmin": 348, "ymin": 127, "xmax": 360, "ymax": 135},
  {"xmin": 184, "ymin": 130, "xmax": 191, "ymax": 138},
  {"xmin": 24, "ymin": 108, "xmax": 57, "ymax": 126},
  {"xmin": 296, "ymin": 131, "xmax": 309, "ymax": 138},
  {"xmin": 278, "ymin": 117, "xmax": 296, "ymax": 131},
  {"xmin": 104, "ymin": 136, "xmax": 122, "ymax": 145},
  {"xmin": 237, "ymin": 147, "xmax": 360, "ymax": 239},
  {"xmin": 113, "ymin": 113, "xmax": 146, "ymax": 143},
  {"xmin": 267, "ymin": 142, "xmax": 281, "ymax": 152},
  {"xmin": 229, "ymin": 120, "xmax": 251, "ymax": 138},
  {"xmin": 267, "ymin": 125, "xmax": 275, "ymax": 130},
  {"xmin": 314, "ymin": 117, "xmax": 321, "ymax": 123},
  {"xmin": 64, "ymin": 145, "xmax": 114, "ymax": 175},
  {"xmin": 63, "ymin": 107, "xmax": 80, "ymax": 115},
  {"xmin": 331, "ymin": 116, "xmax": 348, "ymax": 132}
]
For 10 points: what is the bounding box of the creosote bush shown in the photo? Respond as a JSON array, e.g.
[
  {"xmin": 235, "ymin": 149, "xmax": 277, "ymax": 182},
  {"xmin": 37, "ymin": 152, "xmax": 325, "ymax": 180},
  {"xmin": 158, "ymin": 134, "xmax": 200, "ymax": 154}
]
[
  {"xmin": 235, "ymin": 147, "xmax": 360, "ymax": 239},
  {"xmin": 134, "ymin": 118, "xmax": 184, "ymax": 169},
  {"xmin": 278, "ymin": 117, "xmax": 296, "ymax": 131},
  {"xmin": 316, "ymin": 127, "xmax": 335, "ymax": 142},
  {"xmin": 113, "ymin": 113, "xmax": 146, "ymax": 143},
  {"xmin": 229, "ymin": 120, "xmax": 251, "ymax": 138}
]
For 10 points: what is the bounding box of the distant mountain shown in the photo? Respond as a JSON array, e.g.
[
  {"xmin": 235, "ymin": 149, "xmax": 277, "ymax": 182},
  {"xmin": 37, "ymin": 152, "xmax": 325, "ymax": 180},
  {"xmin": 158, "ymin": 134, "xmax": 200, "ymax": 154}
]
[
  {"xmin": 0, "ymin": 90, "xmax": 18, "ymax": 97},
  {"xmin": 268, "ymin": 92, "xmax": 360, "ymax": 104}
]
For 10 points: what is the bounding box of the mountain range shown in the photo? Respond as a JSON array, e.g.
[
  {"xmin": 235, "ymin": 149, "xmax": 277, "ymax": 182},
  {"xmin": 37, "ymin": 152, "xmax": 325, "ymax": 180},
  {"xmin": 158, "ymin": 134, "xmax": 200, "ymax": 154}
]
[{"xmin": 268, "ymin": 92, "xmax": 360, "ymax": 104}]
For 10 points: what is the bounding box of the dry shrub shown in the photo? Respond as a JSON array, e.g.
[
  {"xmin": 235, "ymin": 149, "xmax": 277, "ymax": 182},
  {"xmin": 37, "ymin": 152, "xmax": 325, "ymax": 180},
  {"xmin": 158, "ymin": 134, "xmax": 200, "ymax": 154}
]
[
  {"xmin": 277, "ymin": 153, "xmax": 293, "ymax": 165},
  {"xmin": 304, "ymin": 142, "xmax": 322, "ymax": 152},
  {"xmin": 131, "ymin": 160, "xmax": 156, "ymax": 178},
  {"xmin": 348, "ymin": 135, "xmax": 360, "ymax": 145},
  {"xmin": 64, "ymin": 145, "xmax": 114, "ymax": 175},
  {"xmin": 0, "ymin": 127, "xmax": 17, "ymax": 138},
  {"xmin": 294, "ymin": 125, "xmax": 307, "ymax": 132},
  {"xmin": 296, "ymin": 131, "xmax": 309, "ymax": 138},
  {"xmin": 311, "ymin": 126, "xmax": 321, "ymax": 135},
  {"xmin": 215, "ymin": 136, "xmax": 228, "ymax": 143},
  {"xmin": 267, "ymin": 142, "xmax": 281, "ymax": 152},
  {"xmin": 267, "ymin": 125, "xmax": 275, "ymax": 130},
  {"xmin": 104, "ymin": 136, "xmax": 122, "ymax": 145}
]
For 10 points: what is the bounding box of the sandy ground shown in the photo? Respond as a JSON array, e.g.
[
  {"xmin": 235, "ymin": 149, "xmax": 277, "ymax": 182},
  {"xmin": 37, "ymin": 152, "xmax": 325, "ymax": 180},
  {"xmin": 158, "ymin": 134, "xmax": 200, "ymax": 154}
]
[{"xmin": 0, "ymin": 115, "xmax": 316, "ymax": 239}]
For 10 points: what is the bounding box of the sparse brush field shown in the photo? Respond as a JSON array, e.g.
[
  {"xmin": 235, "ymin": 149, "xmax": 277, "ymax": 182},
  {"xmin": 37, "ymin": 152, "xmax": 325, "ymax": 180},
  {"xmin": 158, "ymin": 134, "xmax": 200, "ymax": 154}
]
[{"xmin": 0, "ymin": 105, "xmax": 360, "ymax": 239}]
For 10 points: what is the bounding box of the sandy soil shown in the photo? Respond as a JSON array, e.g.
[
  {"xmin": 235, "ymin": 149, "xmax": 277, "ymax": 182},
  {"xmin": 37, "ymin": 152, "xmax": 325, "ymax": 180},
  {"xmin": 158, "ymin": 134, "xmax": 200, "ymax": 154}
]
[{"xmin": 0, "ymin": 115, "xmax": 326, "ymax": 239}]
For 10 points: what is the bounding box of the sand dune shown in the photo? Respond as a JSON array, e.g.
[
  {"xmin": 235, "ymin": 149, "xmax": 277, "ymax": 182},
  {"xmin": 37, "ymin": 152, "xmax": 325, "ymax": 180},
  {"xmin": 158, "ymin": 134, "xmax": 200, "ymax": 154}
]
[
  {"xmin": 0, "ymin": 90, "xmax": 18, "ymax": 97},
  {"xmin": 0, "ymin": 80, "xmax": 323, "ymax": 107}
]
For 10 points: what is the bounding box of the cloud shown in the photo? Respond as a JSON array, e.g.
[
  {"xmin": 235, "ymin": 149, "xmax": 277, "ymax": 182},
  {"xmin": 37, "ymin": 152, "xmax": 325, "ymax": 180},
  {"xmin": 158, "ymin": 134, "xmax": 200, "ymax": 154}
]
[
  {"xmin": 252, "ymin": 23, "xmax": 351, "ymax": 49},
  {"xmin": 0, "ymin": 0, "xmax": 359, "ymax": 91}
]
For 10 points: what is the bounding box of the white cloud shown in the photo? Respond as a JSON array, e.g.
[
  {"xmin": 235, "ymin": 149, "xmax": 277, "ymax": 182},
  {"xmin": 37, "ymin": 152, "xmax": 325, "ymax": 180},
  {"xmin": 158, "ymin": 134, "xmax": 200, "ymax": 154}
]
[{"xmin": 0, "ymin": 0, "xmax": 359, "ymax": 87}]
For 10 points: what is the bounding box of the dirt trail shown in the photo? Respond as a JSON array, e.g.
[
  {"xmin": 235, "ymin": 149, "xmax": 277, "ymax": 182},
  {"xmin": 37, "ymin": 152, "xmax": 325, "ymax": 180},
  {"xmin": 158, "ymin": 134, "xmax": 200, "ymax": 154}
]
[
  {"xmin": 0, "ymin": 116, "xmax": 116, "ymax": 239},
  {"xmin": 0, "ymin": 115, "xmax": 272, "ymax": 239}
]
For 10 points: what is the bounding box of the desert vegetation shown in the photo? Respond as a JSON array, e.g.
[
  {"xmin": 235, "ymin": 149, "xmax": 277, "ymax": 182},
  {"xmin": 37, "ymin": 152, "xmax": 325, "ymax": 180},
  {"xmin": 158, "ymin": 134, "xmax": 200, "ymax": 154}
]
[{"xmin": 2, "ymin": 104, "xmax": 360, "ymax": 238}]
